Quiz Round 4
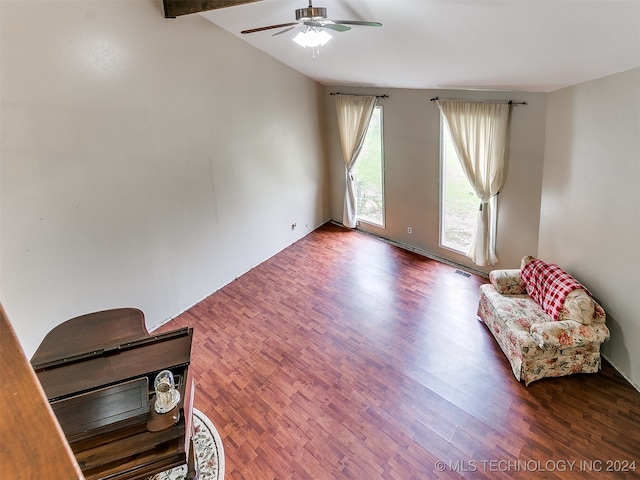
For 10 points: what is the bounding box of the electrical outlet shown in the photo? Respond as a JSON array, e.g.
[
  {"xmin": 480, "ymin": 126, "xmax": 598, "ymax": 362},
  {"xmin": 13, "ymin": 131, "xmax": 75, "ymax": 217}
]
[{"xmin": 407, "ymin": 227, "xmax": 412, "ymax": 234}]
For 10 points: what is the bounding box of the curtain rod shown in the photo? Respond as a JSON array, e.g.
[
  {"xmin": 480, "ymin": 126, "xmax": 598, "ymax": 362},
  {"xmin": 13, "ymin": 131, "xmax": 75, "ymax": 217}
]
[
  {"xmin": 330, "ymin": 92, "xmax": 389, "ymax": 99},
  {"xmin": 430, "ymin": 97, "xmax": 526, "ymax": 105}
]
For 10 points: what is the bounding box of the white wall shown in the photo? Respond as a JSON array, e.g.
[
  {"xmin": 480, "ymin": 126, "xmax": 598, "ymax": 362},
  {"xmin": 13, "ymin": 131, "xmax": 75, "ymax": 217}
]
[
  {"xmin": 540, "ymin": 68, "xmax": 640, "ymax": 388},
  {"xmin": 0, "ymin": 0, "xmax": 329, "ymax": 356},
  {"xmin": 324, "ymin": 87, "xmax": 547, "ymax": 275}
]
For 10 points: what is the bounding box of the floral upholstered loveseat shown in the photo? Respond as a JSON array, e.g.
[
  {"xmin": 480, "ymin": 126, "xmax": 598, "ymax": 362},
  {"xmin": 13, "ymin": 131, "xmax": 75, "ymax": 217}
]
[{"xmin": 477, "ymin": 256, "xmax": 610, "ymax": 385}]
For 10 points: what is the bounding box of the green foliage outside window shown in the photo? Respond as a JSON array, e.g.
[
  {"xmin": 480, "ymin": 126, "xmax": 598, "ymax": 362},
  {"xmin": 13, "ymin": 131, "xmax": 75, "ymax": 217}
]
[
  {"xmin": 353, "ymin": 107, "xmax": 384, "ymax": 226},
  {"xmin": 441, "ymin": 126, "xmax": 478, "ymax": 252}
]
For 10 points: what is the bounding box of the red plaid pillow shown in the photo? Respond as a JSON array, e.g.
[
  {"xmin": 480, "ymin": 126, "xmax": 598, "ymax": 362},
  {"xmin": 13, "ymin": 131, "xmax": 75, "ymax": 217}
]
[{"xmin": 520, "ymin": 259, "xmax": 590, "ymax": 320}]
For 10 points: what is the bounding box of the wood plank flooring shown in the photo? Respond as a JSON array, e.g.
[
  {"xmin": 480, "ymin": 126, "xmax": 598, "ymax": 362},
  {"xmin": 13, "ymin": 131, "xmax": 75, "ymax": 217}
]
[{"xmin": 161, "ymin": 222, "xmax": 640, "ymax": 479}]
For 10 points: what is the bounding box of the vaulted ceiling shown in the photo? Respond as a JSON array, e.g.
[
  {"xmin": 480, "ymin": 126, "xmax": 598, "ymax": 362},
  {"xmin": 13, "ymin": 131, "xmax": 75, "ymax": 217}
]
[{"xmin": 198, "ymin": 0, "xmax": 640, "ymax": 92}]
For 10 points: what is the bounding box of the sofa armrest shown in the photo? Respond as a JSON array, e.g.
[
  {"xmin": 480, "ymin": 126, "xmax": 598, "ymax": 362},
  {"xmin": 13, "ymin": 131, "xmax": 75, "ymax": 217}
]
[
  {"xmin": 530, "ymin": 320, "xmax": 610, "ymax": 349},
  {"xmin": 489, "ymin": 269, "xmax": 527, "ymax": 295},
  {"xmin": 557, "ymin": 289, "xmax": 607, "ymax": 325}
]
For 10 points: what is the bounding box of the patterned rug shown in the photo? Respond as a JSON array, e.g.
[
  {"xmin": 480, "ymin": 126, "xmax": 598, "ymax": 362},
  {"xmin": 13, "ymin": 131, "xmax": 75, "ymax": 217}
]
[{"xmin": 148, "ymin": 408, "xmax": 225, "ymax": 480}]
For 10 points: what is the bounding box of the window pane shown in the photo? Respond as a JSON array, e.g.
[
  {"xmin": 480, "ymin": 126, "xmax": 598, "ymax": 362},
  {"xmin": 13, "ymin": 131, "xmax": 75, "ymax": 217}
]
[
  {"xmin": 354, "ymin": 106, "xmax": 384, "ymax": 226},
  {"xmin": 440, "ymin": 120, "xmax": 477, "ymax": 253}
]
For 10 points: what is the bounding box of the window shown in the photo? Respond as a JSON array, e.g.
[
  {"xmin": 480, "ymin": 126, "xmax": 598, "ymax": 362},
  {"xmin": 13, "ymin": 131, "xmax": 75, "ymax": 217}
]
[
  {"xmin": 353, "ymin": 106, "xmax": 384, "ymax": 227},
  {"xmin": 439, "ymin": 119, "xmax": 479, "ymax": 254}
]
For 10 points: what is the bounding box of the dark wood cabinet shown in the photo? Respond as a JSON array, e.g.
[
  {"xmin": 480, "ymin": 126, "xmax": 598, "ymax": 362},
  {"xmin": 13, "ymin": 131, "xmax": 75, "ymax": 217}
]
[{"xmin": 31, "ymin": 308, "xmax": 197, "ymax": 480}]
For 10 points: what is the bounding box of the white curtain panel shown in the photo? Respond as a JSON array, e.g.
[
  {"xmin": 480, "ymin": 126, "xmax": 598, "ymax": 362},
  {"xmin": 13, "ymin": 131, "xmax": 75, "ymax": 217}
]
[
  {"xmin": 437, "ymin": 100, "xmax": 511, "ymax": 266},
  {"xmin": 335, "ymin": 95, "xmax": 377, "ymax": 228}
]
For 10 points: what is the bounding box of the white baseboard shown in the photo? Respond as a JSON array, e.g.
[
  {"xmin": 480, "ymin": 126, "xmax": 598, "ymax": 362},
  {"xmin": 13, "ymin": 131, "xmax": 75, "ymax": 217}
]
[{"xmin": 602, "ymin": 353, "xmax": 640, "ymax": 393}]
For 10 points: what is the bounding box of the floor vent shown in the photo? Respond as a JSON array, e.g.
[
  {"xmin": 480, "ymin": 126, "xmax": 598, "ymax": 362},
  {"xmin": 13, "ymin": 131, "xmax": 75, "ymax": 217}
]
[{"xmin": 454, "ymin": 269, "xmax": 472, "ymax": 278}]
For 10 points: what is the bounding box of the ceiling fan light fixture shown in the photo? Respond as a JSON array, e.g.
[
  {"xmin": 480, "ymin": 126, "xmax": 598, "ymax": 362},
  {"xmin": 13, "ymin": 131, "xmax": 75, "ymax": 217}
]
[{"xmin": 293, "ymin": 27, "xmax": 332, "ymax": 49}]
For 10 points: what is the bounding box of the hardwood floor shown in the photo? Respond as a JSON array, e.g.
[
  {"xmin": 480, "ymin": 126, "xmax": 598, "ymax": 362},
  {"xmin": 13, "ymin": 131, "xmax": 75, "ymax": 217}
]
[{"xmin": 161, "ymin": 222, "xmax": 640, "ymax": 479}]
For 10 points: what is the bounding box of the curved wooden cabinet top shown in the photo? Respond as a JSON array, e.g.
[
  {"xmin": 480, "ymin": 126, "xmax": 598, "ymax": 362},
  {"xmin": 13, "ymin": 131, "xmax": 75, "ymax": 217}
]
[{"xmin": 31, "ymin": 307, "xmax": 148, "ymax": 368}]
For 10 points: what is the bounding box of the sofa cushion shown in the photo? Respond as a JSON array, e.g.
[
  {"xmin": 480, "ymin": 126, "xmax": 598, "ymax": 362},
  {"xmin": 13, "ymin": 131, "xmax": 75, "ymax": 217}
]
[
  {"xmin": 478, "ymin": 284, "xmax": 543, "ymax": 354},
  {"xmin": 520, "ymin": 258, "xmax": 590, "ymax": 321}
]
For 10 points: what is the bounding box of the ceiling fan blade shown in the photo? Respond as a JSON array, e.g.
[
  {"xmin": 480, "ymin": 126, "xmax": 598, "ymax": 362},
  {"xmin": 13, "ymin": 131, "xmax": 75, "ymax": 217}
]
[
  {"xmin": 330, "ymin": 20, "xmax": 382, "ymax": 27},
  {"xmin": 241, "ymin": 22, "xmax": 299, "ymax": 34},
  {"xmin": 304, "ymin": 21, "xmax": 350, "ymax": 32},
  {"xmin": 272, "ymin": 25, "xmax": 300, "ymax": 36},
  {"xmin": 321, "ymin": 23, "xmax": 351, "ymax": 32}
]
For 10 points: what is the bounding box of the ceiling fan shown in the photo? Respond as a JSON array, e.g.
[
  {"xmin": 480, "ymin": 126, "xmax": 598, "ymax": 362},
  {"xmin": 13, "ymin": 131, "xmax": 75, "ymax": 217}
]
[{"xmin": 240, "ymin": 1, "xmax": 382, "ymax": 37}]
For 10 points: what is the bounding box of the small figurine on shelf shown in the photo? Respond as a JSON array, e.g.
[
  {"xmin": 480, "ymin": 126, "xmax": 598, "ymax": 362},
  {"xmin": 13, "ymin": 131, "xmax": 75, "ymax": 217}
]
[{"xmin": 154, "ymin": 370, "xmax": 180, "ymax": 413}]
